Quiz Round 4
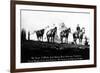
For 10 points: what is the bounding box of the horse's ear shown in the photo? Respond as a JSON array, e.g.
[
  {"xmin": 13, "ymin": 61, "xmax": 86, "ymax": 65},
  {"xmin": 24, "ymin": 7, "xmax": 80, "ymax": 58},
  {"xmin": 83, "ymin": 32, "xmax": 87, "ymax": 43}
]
[{"xmin": 55, "ymin": 27, "xmax": 57, "ymax": 29}]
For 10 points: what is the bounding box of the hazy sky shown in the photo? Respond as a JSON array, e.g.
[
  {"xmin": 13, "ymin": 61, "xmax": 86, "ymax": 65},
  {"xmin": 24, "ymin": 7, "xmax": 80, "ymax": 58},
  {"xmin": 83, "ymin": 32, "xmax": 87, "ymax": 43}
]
[{"xmin": 21, "ymin": 9, "xmax": 90, "ymax": 43}]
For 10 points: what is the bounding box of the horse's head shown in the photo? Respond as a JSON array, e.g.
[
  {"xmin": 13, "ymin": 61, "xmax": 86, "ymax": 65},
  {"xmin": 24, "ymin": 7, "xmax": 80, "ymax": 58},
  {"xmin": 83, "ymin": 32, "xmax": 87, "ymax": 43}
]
[
  {"xmin": 54, "ymin": 27, "xmax": 57, "ymax": 32},
  {"xmin": 82, "ymin": 27, "xmax": 85, "ymax": 33},
  {"xmin": 68, "ymin": 28, "xmax": 71, "ymax": 33},
  {"xmin": 80, "ymin": 28, "xmax": 85, "ymax": 34},
  {"xmin": 55, "ymin": 27, "xmax": 57, "ymax": 29},
  {"xmin": 63, "ymin": 28, "xmax": 71, "ymax": 35}
]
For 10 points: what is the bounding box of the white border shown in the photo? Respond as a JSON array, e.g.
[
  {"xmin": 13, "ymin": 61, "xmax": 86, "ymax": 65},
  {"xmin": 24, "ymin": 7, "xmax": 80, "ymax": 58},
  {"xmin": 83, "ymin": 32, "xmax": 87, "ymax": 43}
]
[{"xmin": 16, "ymin": 4, "xmax": 94, "ymax": 69}]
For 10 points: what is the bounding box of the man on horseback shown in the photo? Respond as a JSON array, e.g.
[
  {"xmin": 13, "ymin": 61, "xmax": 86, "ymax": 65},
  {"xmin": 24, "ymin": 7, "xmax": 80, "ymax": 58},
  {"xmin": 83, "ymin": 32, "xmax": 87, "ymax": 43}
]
[
  {"xmin": 76, "ymin": 24, "xmax": 81, "ymax": 38},
  {"xmin": 73, "ymin": 24, "xmax": 85, "ymax": 44}
]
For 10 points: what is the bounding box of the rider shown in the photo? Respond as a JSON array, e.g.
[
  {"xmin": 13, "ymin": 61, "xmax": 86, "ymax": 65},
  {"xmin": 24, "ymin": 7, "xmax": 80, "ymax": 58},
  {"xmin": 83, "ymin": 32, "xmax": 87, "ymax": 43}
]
[
  {"xmin": 76, "ymin": 24, "xmax": 80, "ymax": 38},
  {"xmin": 76, "ymin": 24, "xmax": 80, "ymax": 32}
]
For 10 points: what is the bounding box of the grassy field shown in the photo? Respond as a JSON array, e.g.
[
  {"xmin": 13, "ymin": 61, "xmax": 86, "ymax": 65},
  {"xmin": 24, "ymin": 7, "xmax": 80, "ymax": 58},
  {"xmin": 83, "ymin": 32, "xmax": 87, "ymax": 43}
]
[{"xmin": 21, "ymin": 40, "xmax": 90, "ymax": 63}]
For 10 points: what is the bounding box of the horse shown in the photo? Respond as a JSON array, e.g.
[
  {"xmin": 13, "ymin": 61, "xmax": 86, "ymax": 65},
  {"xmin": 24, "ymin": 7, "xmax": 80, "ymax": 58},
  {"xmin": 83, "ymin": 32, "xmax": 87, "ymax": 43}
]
[
  {"xmin": 73, "ymin": 28, "xmax": 85, "ymax": 44},
  {"xmin": 79, "ymin": 29, "xmax": 85, "ymax": 43},
  {"xmin": 35, "ymin": 29, "xmax": 45, "ymax": 41},
  {"xmin": 73, "ymin": 31, "xmax": 78, "ymax": 44},
  {"xmin": 60, "ymin": 28, "xmax": 71, "ymax": 43},
  {"xmin": 46, "ymin": 27, "xmax": 57, "ymax": 43},
  {"xmin": 31, "ymin": 25, "xmax": 49, "ymax": 41}
]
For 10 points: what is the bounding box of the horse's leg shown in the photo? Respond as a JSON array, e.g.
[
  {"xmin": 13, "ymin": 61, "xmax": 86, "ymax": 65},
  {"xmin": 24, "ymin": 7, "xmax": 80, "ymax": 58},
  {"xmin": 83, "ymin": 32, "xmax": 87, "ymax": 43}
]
[
  {"xmin": 53, "ymin": 37, "xmax": 55, "ymax": 43},
  {"xmin": 40, "ymin": 36, "xmax": 41, "ymax": 41},
  {"xmin": 37, "ymin": 36, "xmax": 39, "ymax": 41},
  {"xmin": 47, "ymin": 36, "xmax": 49, "ymax": 42},
  {"xmin": 52, "ymin": 37, "xmax": 54, "ymax": 43},
  {"xmin": 80, "ymin": 39, "xmax": 82, "ymax": 44},
  {"xmin": 51, "ymin": 37, "xmax": 53, "ymax": 43},
  {"xmin": 73, "ymin": 39, "xmax": 74, "ymax": 44},
  {"xmin": 38, "ymin": 37, "xmax": 39, "ymax": 41},
  {"xmin": 61, "ymin": 37, "xmax": 63, "ymax": 43},
  {"xmin": 62, "ymin": 38, "xmax": 63, "ymax": 43},
  {"xmin": 74, "ymin": 38, "xmax": 77, "ymax": 44},
  {"xmin": 39, "ymin": 37, "xmax": 40, "ymax": 41},
  {"xmin": 79, "ymin": 37, "xmax": 82, "ymax": 44},
  {"xmin": 50, "ymin": 37, "xmax": 51, "ymax": 42},
  {"xmin": 60, "ymin": 36, "xmax": 62, "ymax": 43},
  {"xmin": 40, "ymin": 37, "xmax": 41, "ymax": 41},
  {"xmin": 61, "ymin": 38, "xmax": 62, "ymax": 43},
  {"xmin": 65, "ymin": 37, "xmax": 67, "ymax": 43},
  {"xmin": 49, "ymin": 37, "xmax": 51, "ymax": 42},
  {"xmin": 40, "ymin": 36, "xmax": 42, "ymax": 41},
  {"xmin": 42, "ymin": 36, "xmax": 43, "ymax": 41},
  {"xmin": 48, "ymin": 37, "xmax": 50, "ymax": 42},
  {"xmin": 51, "ymin": 37, "xmax": 52, "ymax": 42},
  {"xmin": 65, "ymin": 37, "xmax": 66, "ymax": 43},
  {"xmin": 79, "ymin": 38, "xmax": 81, "ymax": 44},
  {"xmin": 53, "ymin": 37, "xmax": 54, "ymax": 43},
  {"xmin": 66, "ymin": 38, "xmax": 68, "ymax": 44}
]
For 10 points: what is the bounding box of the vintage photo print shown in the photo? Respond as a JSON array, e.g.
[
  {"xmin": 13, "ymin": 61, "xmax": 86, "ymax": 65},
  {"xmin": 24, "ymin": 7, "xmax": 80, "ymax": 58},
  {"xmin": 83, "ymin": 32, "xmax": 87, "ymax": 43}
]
[
  {"xmin": 14, "ymin": 2, "xmax": 96, "ymax": 69},
  {"xmin": 21, "ymin": 9, "xmax": 90, "ymax": 63}
]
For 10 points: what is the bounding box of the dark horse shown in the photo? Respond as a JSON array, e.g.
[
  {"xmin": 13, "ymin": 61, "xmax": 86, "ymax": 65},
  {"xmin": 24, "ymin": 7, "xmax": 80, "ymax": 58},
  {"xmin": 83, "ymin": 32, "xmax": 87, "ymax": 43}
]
[
  {"xmin": 46, "ymin": 27, "xmax": 57, "ymax": 43},
  {"xmin": 73, "ymin": 31, "xmax": 78, "ymax": 44},
  {"xmin": 73, "ymin": 28, "xmax": 85, "ymax": 44},
  {"xmin": 35, "ymin": 29, "xmax": 45, "ymax": 41},
  {"xmin": 79, "ymin": 29, "xmax": 85, "ymax": 43},
  {"xmin": 60, "ymin": 28, "xmax": 71, "ymax": 43}
]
